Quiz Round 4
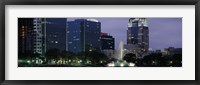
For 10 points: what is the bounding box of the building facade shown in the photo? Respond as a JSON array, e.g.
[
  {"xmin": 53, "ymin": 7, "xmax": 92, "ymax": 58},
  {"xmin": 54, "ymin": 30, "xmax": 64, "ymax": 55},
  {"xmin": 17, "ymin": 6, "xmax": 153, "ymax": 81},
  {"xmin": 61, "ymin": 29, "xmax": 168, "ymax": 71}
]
[
  {"xmin": 100, "ymin": 32, "xmax": 115, "ymax": 58},
  {"xmin": 100, "ymin": 32, "xmax": 115, "ymax": 50},
  {"xmin": 33, "ymin": 18, "xmax": 67, "ymax": 55},
  {"xmin": 67, "ymin": 19, "xmax": 101, "ymax": 53},
  {"xmin": 164, "ymin": 47, "xmax": 182, "ymax": 56},
  {"xmin": 18, "ymin": 18, "xmax": 34, "ymax": 54},
  {"xmin": 45, "ymin": 18, "xmax": 67, "ymax": 52},
  {"xmin": 126, "ymin": 18, "xmax": 149, "ymax": 54},
  {"xmin": 33, "ymin": 18, "xmax": 46, "ymax": 54}
]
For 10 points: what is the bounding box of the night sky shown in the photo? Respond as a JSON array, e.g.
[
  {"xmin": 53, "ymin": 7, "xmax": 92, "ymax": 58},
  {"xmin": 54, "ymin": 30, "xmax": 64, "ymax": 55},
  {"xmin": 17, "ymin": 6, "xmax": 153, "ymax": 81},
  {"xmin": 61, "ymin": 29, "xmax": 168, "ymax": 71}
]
[{"xmin": 68, "ymin": 18, "xmax": 182, "ymax": 51}]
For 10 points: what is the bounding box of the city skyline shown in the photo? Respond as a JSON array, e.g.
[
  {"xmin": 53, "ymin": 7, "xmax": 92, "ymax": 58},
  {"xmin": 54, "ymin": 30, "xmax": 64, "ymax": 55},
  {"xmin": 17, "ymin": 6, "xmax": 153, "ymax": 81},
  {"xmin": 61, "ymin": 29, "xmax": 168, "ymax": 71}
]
[
  {"xmin": 68, "ymin": 18, "xmax": 182, "ymax": 51},
  {"xmin": 18, "ymin": 18, "xmax": 182, "ymax": 67}
]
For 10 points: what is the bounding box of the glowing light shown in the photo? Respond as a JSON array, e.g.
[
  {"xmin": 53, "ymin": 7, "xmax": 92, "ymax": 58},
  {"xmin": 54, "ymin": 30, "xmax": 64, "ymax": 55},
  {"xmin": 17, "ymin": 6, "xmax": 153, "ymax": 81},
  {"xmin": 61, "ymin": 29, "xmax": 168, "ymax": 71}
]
[
  {"xmin": 87, "ymin": 19, "xmax": 99, "ymax": 22},
  {"xmin": 120, "ymin": 63, "xmax": 124, "ymax": 67},
  {"xmin": 119, "ymin": 41, "xmax": 124, "ymax": 60},
  {"xmin": 40, "ymin": 60, "xmax": 43, "ymax": 64},
  {"xmin": 27, "ymin": 60, "xmax": 31, "ymax": 63},
  {"xmin": 36, "ymin": 60, "xmax": 39, "ymax": 64},
  {"xmin": 129, "ymin": 63, "xmax": 135, "ymax": 67},
  {"xmin": 107, "ymin": 60, "xmax": 136, "ymax": 67},
  {"xmin": 108, "ymin": 63, "xmax": 115, "ymax": 67}
]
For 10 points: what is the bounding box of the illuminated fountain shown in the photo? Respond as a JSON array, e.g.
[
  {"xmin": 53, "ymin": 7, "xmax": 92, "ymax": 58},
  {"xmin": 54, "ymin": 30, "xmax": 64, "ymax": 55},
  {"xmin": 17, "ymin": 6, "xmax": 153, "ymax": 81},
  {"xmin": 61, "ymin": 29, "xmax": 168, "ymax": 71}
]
[
  {"xmin": 119, "ymin": 41, "xmax": 124, "ymax": 60},
  {"xmin": 107, "ymin": 41, "xmax": 135, "ymax": 67}
]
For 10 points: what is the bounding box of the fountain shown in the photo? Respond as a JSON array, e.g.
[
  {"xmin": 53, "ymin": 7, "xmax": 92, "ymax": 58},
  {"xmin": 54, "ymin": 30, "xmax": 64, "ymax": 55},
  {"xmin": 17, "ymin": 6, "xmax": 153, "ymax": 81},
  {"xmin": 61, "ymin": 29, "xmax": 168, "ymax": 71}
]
[
  {"xmin": 107, "ymin": 41, "xmax": 135, "ymax": 67},
  {"xmin": 119, "ymin": 41, "xmax": 124, "ymax": 60}
]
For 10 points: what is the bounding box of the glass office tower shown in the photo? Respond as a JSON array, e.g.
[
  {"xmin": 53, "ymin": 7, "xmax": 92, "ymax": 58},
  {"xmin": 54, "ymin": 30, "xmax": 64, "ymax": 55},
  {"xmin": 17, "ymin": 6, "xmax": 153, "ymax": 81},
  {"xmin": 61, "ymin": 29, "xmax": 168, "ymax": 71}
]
[
  {"xmin": 67, "ymin": 19, "xmax": 101, "ymax": 53},
  {"xmin": 33, "ymin": 18, "xmax": 67, "ymax": 54},
  {"xmin": 127, "ymin": 18, "xmax": 149, "ymax": 53}
]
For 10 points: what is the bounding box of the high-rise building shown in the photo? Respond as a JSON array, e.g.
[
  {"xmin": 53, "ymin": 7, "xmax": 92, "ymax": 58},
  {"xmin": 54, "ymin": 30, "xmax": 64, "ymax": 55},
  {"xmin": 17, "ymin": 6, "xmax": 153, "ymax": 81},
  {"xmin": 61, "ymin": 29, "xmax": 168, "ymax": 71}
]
[
  {"xmin": 19, "ymin": 18, "xmax": 67, "ymax": 56},
  {"xmin": 33, "ymin": 18, "xmax": 45, "ymax": 54},
  {"xmin": 45, "ymin": 18, "xmax": 67, "ymax": 52},
  {"xmin": 67, "ymin": 19, "xmax": 101, "ymax": 53},
  {"xmin": 100, "ymin": 32, "xmax": 115, "ymax": 50},
  {"xmin": 100, "ymin": 32, "xmax": 115, "ymax": 58},
  {"xmin": 18, "ymin": 18, "xmax": 34, "ymax": 54},
  {"xmin": 33, "ymin": 18, "xmax": 67, "ymax": 54},
  {"xmin": 127, "ymin": 18, "xmax": 149, "ymax": 53}
]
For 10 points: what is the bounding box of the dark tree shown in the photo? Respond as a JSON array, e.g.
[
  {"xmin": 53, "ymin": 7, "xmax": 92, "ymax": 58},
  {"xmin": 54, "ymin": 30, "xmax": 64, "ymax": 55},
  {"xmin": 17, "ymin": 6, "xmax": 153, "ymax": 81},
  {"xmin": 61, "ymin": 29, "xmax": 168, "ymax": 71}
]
[
  {"xmin": 142, "ymin": 53, "xmax": 162, "ymax": 66},
  {"xmin": 45, "ymin": 48, "xmax": 60, "ymax": 63},
  {"xmin": 171, "ymin": 54, "xmax": 182, "ymax": 67},
  {"xmin": 123, "ymin": 53, "xmax": 136, "ymax": 63},
  {"xmin": 86, "ymin": 51, "xmax": 108, "ymax": 66}
]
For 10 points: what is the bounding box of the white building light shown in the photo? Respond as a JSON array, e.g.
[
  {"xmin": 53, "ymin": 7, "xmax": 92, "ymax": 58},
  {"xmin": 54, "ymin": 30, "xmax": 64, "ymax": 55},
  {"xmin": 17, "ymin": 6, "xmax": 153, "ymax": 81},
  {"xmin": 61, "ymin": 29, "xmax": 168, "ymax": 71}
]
[{"xmin": 86, "ymin": 19, "xmax": 99, "ymax": 22}]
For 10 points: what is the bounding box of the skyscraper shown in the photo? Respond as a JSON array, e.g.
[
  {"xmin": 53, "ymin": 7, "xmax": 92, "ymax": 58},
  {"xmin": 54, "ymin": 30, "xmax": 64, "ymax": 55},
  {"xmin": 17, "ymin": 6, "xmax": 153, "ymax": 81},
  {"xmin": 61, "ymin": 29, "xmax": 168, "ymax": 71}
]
[
  {"xmin": 100, "ymin": 32, "xmax": 115, "ymax": 50},
  {"xmin": 127, "ymin": 18, "xmax": 149, "ymax": 53},
  {"xmin": 45, "ymin": 18, "xmax": 67, "ymax": 52},
  {"xmin": 100, "ymin": 32, "xmax": 115, "ymax": 58},
  {"xmin": 33, "ymin": 18, "xmax": 45, "ymax": 54},
  {"xmin": 18, "ymin": 18, "xmax": 34, "ymax": 54},
  {"xmin": 33, "ymin": 18, "xmax": 67, "ymax": 54},
  {"xmin": 67, "ymin": 19, "xmax": 101, "ymax": 53}
]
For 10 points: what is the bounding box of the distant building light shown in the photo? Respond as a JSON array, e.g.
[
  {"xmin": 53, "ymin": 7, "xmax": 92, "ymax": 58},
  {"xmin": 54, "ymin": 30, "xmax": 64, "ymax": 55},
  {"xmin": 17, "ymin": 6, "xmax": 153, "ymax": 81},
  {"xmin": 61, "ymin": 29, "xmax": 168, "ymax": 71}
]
[{"xmin": 86, "ymin": 19, "xmax": 99, "ymax": 22}]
